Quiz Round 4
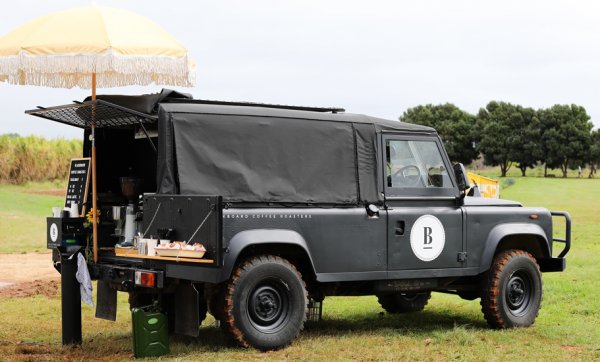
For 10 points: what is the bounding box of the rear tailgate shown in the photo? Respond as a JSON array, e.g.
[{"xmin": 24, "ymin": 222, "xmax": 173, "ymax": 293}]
[{"xmin": 91, "ymin": 194, "xmax": 223, "ymax": 286}]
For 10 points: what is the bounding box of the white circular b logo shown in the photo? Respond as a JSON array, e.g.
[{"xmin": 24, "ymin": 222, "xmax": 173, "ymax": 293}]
[
  {"xmin": 410, "ymin": 215, "xmax": 445, "ymax": 262},
  {"xmin": 50, "ymin": 223, "xmax": 59, "ymax": 242}
]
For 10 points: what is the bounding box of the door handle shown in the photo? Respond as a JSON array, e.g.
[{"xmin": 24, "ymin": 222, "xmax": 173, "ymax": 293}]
[{"xmin": 395, "ymin": 221, "xmax": 405, "ymax": 235}]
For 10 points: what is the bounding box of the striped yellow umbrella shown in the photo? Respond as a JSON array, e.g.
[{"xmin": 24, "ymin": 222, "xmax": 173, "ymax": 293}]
[{"xmin": 0, "ymin": 5, "xmax": 195, "ymax": 262}]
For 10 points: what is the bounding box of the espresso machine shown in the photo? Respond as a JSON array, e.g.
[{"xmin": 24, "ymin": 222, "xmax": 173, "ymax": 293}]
[{"xmin": 113, "ymin": 177, "xmax": 143, "ymax": 246}]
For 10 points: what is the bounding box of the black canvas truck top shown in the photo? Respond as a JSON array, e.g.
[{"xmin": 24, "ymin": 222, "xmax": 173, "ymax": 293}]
[{"xmin": 155, "ymin": 102, "xmax": 435, "ymax": 205}]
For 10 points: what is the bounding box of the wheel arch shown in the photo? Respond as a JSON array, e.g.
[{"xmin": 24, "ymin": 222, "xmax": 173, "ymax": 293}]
[
  {"xmin": 220, "ymin": 229, "xmax": 316, "ymax": 283},
  {"xmin": 478, "ymin": 223, "xmax": 550, "ymax": 274}
]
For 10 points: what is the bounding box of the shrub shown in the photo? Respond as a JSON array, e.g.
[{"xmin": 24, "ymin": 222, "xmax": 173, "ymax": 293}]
[{"xmin": 502, "ymin": 178, "xmax": 516, "ymax": 189}]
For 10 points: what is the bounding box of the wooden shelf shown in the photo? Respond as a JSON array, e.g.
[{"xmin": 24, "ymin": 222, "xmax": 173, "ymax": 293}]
[{"xmin": 112, "ymin": 248, "xmax": 214, "ymax": 264}]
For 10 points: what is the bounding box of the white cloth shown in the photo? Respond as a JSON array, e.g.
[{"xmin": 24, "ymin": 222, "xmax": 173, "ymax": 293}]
[{"xmin": 75, "ymin": 253, "xmax": 94, "ymax": 307}]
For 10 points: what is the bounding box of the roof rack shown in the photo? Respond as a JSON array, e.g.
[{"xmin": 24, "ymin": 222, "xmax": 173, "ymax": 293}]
[
  {"xmin": 25, "ymin": 100, "xmax": 156, "ymax": 129},
  {"xmin": 24, "ymin": 98, "xmax": 345, "ymax": 129},
  {"xmin": 164, "ymin": 98, "xmax": 345, "ymax": 113}
]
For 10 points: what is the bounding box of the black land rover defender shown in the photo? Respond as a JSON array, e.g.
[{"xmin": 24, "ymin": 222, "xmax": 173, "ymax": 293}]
[{"xmin": 35, "ymin": 91, "xmax": 570, "ymax": 351}]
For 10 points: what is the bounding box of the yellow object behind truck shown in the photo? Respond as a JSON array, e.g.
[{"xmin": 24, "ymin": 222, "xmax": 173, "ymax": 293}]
[{"xmin": 467, "ymin": 172, "xmax": 500, "ymax": 198}]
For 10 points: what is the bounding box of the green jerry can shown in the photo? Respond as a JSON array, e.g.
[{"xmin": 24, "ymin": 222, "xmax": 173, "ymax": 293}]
[{"xmin": 131, "ymin": 306, "xmax": 169, "ymax": 358}]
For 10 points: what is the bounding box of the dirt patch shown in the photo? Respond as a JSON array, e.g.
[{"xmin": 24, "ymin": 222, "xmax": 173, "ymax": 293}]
[
  {"xmin": 0, "ymin": 253, "xmax": 57, "ymax": 284},
  {"xmin": 0, "ymin": 279, "xmax": 60, "ymax": 298},
  {"xmin": 3, "ymin": 343, "xmax": 57, "ymax": 362},
  {"xmin": 4, "ymin": 343, "xmax": 133, "ymax": 362},
  {"xmin": 13, "ymin": 343, "xmax": 52, "ymax": 356},
  {"xmin": 0, "ymin": 253, "xmax": 59, "ymax": 298},
  {"xmin": 26, "ymin": 189, "xmax": 65, "ymax": 197}
]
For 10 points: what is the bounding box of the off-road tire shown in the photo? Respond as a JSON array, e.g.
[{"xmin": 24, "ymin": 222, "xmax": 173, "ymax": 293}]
[
  {"xmin": 222, "ymin": 255, "xmax": 308, "ymax": 351},
  {"xmin": 377, "ymin": 292, "xmax": 431, "ymax": 313},
  {"xmin": 481, "ymin": 249, "xmax": 542, "ymax": 328}
]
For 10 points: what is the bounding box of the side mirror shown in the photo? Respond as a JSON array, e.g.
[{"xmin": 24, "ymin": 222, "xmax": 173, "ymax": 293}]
[{"xmin": 453, "ymin": 163, "xmax": 470, "ymax": 193}]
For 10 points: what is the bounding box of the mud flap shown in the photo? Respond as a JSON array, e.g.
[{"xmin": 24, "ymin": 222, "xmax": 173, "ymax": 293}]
[
  {"xmin": 174, "ymin": 281, "xmax": 200, "ymax": 337},
  {"xmin": 95, "ymin": 281, "xmax": 117, "ymax": 321}
]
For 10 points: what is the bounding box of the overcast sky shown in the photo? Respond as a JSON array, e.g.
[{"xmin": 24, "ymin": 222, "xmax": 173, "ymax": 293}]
[{"xmin": 1, "ymin": 0, "xmax": 599, "ymax": 139}]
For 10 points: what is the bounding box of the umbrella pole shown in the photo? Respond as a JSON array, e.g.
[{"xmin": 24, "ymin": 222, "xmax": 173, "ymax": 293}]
[{"xmin": 91, "ymin": 73, "xmax": 98, "ymax": 263}]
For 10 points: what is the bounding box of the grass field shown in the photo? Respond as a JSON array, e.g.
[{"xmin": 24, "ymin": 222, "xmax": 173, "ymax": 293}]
[
  {"xmin": 0, "ymin": 181, "xmax": 65, "ymax": 253},
  {"xmin": 0, "ymin": 177, "xmax": 599, "ymax": 361}
]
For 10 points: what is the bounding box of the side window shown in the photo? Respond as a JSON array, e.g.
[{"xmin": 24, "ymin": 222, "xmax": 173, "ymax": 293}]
[{"xmin": 386, "ymin": 140, "xmax": 453, "ymax": 189}]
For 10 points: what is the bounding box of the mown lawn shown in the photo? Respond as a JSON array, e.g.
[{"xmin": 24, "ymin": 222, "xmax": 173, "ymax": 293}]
[
  {"xmin": 0, "ymin": 177, "xmax": 599, "ymax": 361},
  {"xmin": 0, "ymin": 181, "xmax": 64, "ymax": 253}
]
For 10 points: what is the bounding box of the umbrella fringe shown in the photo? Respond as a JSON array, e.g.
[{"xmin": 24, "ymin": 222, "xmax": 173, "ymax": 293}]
[
  {"xmin": 1, "ymin": 72, "xmax": 194, "ymax": 89},
  {"xmin": 0, "ymin": 51, "xmax": 195, "ymax": 88}
]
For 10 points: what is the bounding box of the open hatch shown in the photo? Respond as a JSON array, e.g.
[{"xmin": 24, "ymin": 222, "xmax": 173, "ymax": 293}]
[{"xmin": 29, "ymin": 90, "xmax": 223, "ymax": 267}]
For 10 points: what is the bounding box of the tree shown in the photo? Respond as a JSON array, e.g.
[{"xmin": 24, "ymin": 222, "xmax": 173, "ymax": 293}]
[
  {"xmin": 587, "ymin": 129, "xmax": 600, "ymax": 178},
  {"xmin": 539, "ymin": 105, "xmax": 593, "ymax": 178},
  {"xmin": 400, "ymin": 103, "xmax": 478, "ymax": 164},
  {"xmin": 510, "ymin": 107, "xmax": 543, "ymax": 176},
  {"xmin": 475, "ymin": 101, "xmax": 540, "ymax": 177}
]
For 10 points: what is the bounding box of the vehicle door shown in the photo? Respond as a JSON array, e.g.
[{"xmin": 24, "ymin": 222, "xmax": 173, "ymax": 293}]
[{"xmin": 382, "ymin": 134, "xmax": 464, "ymax": 274}]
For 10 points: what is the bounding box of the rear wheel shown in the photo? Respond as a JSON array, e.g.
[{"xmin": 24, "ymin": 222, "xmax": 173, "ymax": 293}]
[
  {"xmin": 481, "ymin": 249, "xmax": 542, "ymax": 328},
  {"xmin": 377, "ymin": 292, "xmax": 431, "ymax": 313},
  {"xmin": 223, "ymin": 255, "xmax": 308, "ymax": 350}
]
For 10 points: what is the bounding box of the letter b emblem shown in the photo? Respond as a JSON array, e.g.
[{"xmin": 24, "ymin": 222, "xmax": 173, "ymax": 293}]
[
  {"xmin": 410, "ymin": 215, "xmax": 446, "ymax": 262},
  {"xmin": 423, "ymin": 227, "xmax": 433, "ymax": 244}
]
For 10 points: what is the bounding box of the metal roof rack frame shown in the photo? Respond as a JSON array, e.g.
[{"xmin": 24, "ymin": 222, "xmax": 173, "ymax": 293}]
[
  {"xmin": 163, "ymin": 98, "xmax": 345, "ymax": 114},
  {"xmin": 25, "ymin": 99, "xmax": 157, "ymax": 129}
]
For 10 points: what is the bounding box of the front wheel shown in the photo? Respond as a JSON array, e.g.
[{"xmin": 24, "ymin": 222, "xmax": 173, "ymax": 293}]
[
  {"xmin": 223, "ymin": 255, "xmax": 308, "ymax": 350},
  {"xmin": 481, "ymin": 249, "xmax": 542, "ymax": 328}
]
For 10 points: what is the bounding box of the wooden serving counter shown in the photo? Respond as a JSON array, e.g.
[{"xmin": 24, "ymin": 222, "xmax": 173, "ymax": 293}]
[{"xmin": 111, "ymin": 247, "xmax": 214, "ymax": 264}]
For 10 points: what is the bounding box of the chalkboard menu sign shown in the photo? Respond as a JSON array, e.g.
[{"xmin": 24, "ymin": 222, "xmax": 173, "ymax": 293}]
[{"xmin": 65, "ymin": 158, "xmax": 91, "ymax": 216}]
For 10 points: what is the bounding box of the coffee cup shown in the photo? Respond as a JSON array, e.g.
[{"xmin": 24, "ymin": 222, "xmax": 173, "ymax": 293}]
[
  {"xmin": 52, "ymin": 207, "xmax": 61, "ymax": 217},
  {"xmin": 146, "ymin": 238, "xmax": 158, "ymax": 256}
]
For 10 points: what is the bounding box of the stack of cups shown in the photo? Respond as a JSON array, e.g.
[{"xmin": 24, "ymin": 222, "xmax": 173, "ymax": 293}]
[
  {"xmin": 138, "ymin": 239, "xmax": 147, "ymax": 255},
  {"xmin": 69, "ymin": 202, "xmax": 79, "ymax": 217}
]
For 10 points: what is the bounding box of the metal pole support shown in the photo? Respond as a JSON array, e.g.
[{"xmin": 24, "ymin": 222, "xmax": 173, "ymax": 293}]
[{"xmin": 60, "ymin": 252, "xmax": 82, "ymax": 345}]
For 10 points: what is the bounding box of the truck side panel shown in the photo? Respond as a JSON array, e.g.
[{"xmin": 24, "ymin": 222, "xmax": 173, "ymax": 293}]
[{"xmin": 222, "ymin": 208, "xmax": 387, "ymax": 281}]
